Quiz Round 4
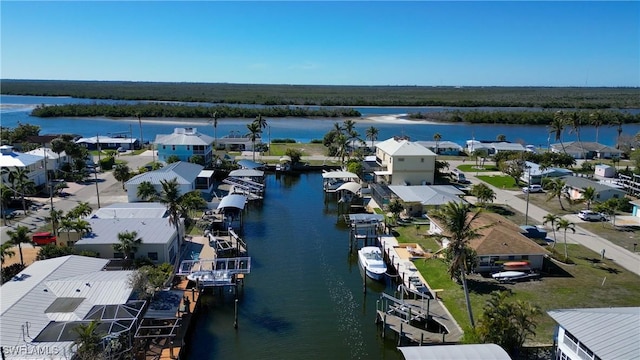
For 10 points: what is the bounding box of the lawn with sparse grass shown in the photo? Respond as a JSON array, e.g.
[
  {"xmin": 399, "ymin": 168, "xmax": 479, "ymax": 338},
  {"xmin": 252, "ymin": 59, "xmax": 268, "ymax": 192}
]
[
  {"xmin": 393, "ymin": 225, "xmax": 640, "ymax": 344},
  {"xmin": 476, "ymin": 175, "xmax": 520, "ymax": 190},
  {"xmin": 268, "ymin": 143, "xmax": 327, "ymax": 157}
]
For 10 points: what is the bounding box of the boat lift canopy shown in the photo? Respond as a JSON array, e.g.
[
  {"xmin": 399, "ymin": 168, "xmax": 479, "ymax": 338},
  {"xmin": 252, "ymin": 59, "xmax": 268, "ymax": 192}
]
[
  {"xmin": 217, "ymin": 194, "xmax": 247, "ymax": 210},
  {"xmin": 322, "ymin": 170, "xmax": 359, "ymax": 180},
  {"xmin": 237, "ymin": 159, "xmax": 264, "ymax": 169},
  {"xmin": 229, "ymin": 169, "xmax": 264, "ymax": 177},
  {"xmin": 336, "ymin": 181, "xmax": 362, "ymax": 194}
]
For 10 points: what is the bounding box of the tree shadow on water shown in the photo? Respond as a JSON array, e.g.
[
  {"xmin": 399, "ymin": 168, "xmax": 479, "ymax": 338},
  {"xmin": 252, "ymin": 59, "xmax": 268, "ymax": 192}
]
[{"xmin": 244, "ymin": 308, "xmax": 294, "ymax": 333}]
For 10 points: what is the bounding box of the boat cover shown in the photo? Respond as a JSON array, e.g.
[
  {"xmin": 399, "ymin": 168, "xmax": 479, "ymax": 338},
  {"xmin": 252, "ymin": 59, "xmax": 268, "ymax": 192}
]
[{"xmin": 217, "ymin": 194, "xmax": 247, "ymax": 210}]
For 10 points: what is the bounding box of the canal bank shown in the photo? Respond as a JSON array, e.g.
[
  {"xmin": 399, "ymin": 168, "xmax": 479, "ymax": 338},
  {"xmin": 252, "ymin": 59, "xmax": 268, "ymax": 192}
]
[{"xmin": 185, "ymin": 172, "xmax": 404, "ymax": 360}]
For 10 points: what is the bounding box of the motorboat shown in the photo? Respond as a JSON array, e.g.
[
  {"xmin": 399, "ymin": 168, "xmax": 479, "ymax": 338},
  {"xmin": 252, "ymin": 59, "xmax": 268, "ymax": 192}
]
[
  {"xmin": 186, "ymin": 270, "xmax": 233, "ymax": 286},
  {"xmin": 492, "ymin": 270, "xmax": 540, "ymax": 282},
  {"xmin": 358, "ymin": 246, "xmax": 387, "ymax": 281}
]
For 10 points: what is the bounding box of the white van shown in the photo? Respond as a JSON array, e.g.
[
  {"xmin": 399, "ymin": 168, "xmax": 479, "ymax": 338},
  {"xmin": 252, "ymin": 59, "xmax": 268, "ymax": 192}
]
[{"xmin": 451, "ymin": 169, "xmax": 467, "ymax": 183}]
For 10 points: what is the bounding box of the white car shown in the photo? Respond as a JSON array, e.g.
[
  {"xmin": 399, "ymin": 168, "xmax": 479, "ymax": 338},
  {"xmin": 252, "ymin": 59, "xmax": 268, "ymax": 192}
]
[
  {"xmin": 522, "ymin": 185, "xmax": 543, "ymax": 193},
  {"xmin": 578, "ymin": 210, "xmax": 606, "ymax": 222}
]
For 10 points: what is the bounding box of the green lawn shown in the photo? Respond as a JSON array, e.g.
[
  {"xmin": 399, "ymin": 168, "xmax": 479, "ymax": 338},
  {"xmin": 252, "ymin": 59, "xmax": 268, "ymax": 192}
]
[
  {"xmin": 456, "ymin": 164, "xmax": 499, "ymax": 173},
  {"xmin": 393, "ymin": 226, "xmax": 640, "ymax": 345},
  {"xmin": 476, "ymin": 175, "xmax": 520, "ymax": 190}
]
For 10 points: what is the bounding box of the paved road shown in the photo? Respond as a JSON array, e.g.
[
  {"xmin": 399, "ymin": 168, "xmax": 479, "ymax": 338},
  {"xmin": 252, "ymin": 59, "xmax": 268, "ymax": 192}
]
[
  {"xmin": 1, "ymin": 152, "xmax": 154, "ymax": 244},
  {"xmin": 450, "ymin": 160, "xmax": 640, "ymax": 276}
]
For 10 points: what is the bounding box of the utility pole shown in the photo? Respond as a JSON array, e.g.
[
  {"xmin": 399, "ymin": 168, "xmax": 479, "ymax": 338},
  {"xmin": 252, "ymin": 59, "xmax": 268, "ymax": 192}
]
[{"xmin": 525, "ymin": 165, "xmax": 531, "ymax": 226}]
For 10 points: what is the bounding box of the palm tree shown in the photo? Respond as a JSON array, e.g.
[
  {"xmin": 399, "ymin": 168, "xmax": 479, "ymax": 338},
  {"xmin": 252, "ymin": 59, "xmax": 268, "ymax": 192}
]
[
  {"xmin": 432, "ymin": 202, "xmax": 489, "ymax": 328},
  {"xmin": 73, "ymin": 320, "xmax": 103, "ymax": 360},
  {"xmin": 253, "ymin": 114, "xmax": 268, "ymax": 132},
  {"xmin": 113, "ymin": 230, "xmax": 142, "ymax": 260},
  {"xmin": 470, "ymin": 183, "xmax": 496, "ymax": 207},
  {"xmin": 555, "ymin": 218, "xmax": 575, "ymax": 259},
  {"xmin": 365, "ymin": 126, "xmax": 379, "ymax": 151},
  {"xmin": 542, "ymin": 213, "xmax": 561, "ymax": 249},
  {"xmin": 69, "ymin": 201, "xmax": 92, "ymax": 219},
  {"xmin": 47, "ymin": 208, "xmax": 64, "ymax": 236},
  {"xmin": 210, "ymin": 111, "xmax": 219, "ymax": 151},
  {"xmin": 549, "ymin": 111, "xmax": 567, "ymax": 154},
  {"xmin": 60, "ymin": 217, "xmax": 75, "ymax": 244},
  {"xmin": 7, "ymin": 225, "xmax": 32, "ymax": 266},
  {"xmin": 567, "ymin": 112, "xmax": 586, "ymax": 158},
  {"xmin": 433, "ymin": 133, "xmax": 442, "ymax": 154},
  {"xmin": 73, "ymin": 219, "xmax": 92, "ymax": 237},
  {"xmin": 180, "ymin": 191, "xmax": 206, "ymax": 220},
  {"xmin": 388, "ymin": 200, "xmax": 404, "ymax": 225},
  {"xmin": 246, "ymin": 122, "xmax": 261, "ymax": 161},
  {"xmin": 581, "ymin": 187, "xmax": 596, "ymax": 210},
  {"xmin": 589, "ymin": 111, "xmax": 604, "ymax": 143},
  {"xmin": 334, "ymin": 133, "xmax": 349, "ymax": 165},
  {"xmin": 1, "ymin": 242, "xmax": 15, "ymax": 265},
  {"xmin": 546, "ymin": 178, "xmax": 568, "ymax": 210},
  {"xmin": 0, "ymin": 183, "xmax": 13, "ymax": 225},
  {"xmin": 610, "ymin": 115, "xmax": 624, "ymax": 149},
  {"xmin": 112, "ymin": 164, "xmax": 131, "ymax": 189},
  {"xmin": 159, "ymin": 178, "xmax": 183, "ymax": 232},
  {"xmin": 137, "ymin": 181, "xmax": 158, "ymax": 201},
  {"xmin": 8, "ymin": 168, "xmax": 36, "ymax": 215}
]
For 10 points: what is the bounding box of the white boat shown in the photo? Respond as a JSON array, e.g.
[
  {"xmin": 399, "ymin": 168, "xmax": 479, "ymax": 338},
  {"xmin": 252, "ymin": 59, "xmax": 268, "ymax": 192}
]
[
  {"xmin": 491, "ymin": 271, "xmax": 527, "ymax": 281},
  {"xmin": 358, "ymin": 246, "xmax": 387, "ymax": 281},
  {"xmin": 186, "ymin": 270, "xmax": 233, "ymax": 286}
]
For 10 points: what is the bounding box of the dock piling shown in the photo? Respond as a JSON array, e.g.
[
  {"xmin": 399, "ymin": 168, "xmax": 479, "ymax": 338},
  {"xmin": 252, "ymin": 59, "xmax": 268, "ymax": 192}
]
[
  {"xmin": 382, "ymin": 314, "xmax": 386, "ymax": 338},
  {"xmin": 363, "ymin": 267, "xmax": 367, "ymax": 294},
  {"xmin": 234, "ymin": 299, "xmax": 239, "ymax": 329}
]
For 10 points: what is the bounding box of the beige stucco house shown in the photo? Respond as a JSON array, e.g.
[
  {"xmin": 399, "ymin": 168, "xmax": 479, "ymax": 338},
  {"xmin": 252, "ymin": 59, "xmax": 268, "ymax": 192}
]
[{"xmin": 374, "ymin": 137, "xmax": 436, "ymax": 186}]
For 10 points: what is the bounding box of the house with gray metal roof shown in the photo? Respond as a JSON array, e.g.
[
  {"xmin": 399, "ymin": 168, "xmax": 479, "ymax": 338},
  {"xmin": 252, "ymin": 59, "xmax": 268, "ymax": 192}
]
[
  {"xmin": 388, "ymin": 185, "xmax": 465, "ymax": 217},
  {"xmin": 550, "ymin": 141, "xmax": 623, "ymax": 159},
  {"xmin": 561, "ymin": 175, "xmax": 626, "ymax": 202},
  {"xmin": 416, "ymin": 140, "xmax": 464, "ymax": 155},
  {"xmin": 125, "ymin": 161, "xmax": 210, "ymax": 202},
  {"xmin": 0, "ymin": 255, "xmax": 144, "ymax": 360},
  {"xmin": 75, "ymin": 204, "xmax": 181, "ymax": 264},
  {"xmin": 548, "ymin": 307, "xmax": 640, "ymax": 360},
  {"xmin": 75, "ymin": 135, "xmax": 139, "ymax": 151}
]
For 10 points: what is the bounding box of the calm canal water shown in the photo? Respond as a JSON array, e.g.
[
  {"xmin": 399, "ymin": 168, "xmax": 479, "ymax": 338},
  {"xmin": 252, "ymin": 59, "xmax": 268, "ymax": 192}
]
[{"xmin": 186, "ymin": 173, "xmax": 401, "ymax": 360}]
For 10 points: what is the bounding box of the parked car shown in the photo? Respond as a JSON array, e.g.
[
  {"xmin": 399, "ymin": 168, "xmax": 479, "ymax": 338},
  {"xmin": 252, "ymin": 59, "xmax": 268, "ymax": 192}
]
[
  {"xmin": 519, "ymin": 225, "xmax": 548, "ymax": 239},
  {"xmin": 522, "ymin": 184, "xmax": 543, "ymax": 193},
  {"xmin": 117, "ymin": 147, "xmax": 126, "ymax": 153},
  {"xmin": 32, "ymin": 232, "xmax": 57, "ymax": 245},
  {"xmin": 578, "ymin": 210, "xmax": 606, "ymax": 222}
]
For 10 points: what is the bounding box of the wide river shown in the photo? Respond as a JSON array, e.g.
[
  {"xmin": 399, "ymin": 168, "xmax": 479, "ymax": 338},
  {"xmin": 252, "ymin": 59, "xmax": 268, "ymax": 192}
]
[{"xmin": 3, "ymin": 95, "xmax": 640, "ymax": 148}]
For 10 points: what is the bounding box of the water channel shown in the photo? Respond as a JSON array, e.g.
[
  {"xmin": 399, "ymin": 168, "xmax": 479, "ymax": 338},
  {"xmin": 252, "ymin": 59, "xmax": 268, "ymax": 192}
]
[{"xmin": 186, "ymin": 173, "xmax": 401, "ymax": 360}]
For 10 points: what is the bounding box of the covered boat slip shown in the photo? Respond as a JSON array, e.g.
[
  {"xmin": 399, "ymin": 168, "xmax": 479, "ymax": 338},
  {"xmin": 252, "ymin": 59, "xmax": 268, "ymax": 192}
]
[
  {"xmin": 322, "ymin": 170, "xmax": 360, "ymax": 192},
  {"xmin": 223, "ymin": 168, "xmax": 265, "ymax": 199},
  {"xmin": 176, "ymin": 257, "xmax": 251, "ymax": 288}
]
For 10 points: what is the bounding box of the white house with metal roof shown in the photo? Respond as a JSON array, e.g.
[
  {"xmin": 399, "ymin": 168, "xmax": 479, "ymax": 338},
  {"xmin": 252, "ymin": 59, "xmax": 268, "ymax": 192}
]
[
  {"xmin": 416, "ymin": 140, "xmax": 464, "ymax": 155},
  {"xmin": 0, "ymin": 255, "xmax": 144, "ymax": 360},
  {"xmin": 125, "ymin": 161, "xmax": 209, "ymax": 202},
  {"xmin": 0, "ymin": 145, "xmax": 47, "ymax": 187},
  {"xmin": 25, "ymin": 147, "xmax": 69, "ymax": 172},
  {"xmin": 548, "ymin": 307, "xmax": 640, "ymax": 360},
  {"xmin": 154, "ymin": 127, "xmax": 214, "ymax": 165},
  {"xmin": 550, "ymin": 141, "xmax": 623, "ymax": 159},
  {"xmin": 74, "ymin": 203, "xmax": 182, "ymax": 264},
  {"xmin": 374, "ymin": 137, "xmax": 436, "ymax": 186}
]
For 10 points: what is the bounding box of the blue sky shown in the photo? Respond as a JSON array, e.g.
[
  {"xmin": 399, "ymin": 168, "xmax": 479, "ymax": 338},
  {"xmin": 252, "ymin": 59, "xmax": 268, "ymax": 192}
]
[{"xmin": 1, "ymin": 1, "xmax": 638, "ymax": 87}]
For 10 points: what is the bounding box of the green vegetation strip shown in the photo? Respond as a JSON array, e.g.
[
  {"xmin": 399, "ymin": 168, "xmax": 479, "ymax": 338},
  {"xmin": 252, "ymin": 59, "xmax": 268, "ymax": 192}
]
[
  {"xmin": 456, "ymin": 164, "xmax": 499, "ymax": 172},
  {"xmin": 476, "ymin": 175, "xmax": 519, "ymax": 190}
]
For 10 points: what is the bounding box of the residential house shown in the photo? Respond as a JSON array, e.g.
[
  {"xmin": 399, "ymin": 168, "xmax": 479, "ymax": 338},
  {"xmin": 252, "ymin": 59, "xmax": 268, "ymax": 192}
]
[
  {"xmin": 594, "ymin": 164, "xmax": 616, "ymax": 178},
  {"xmin": 75, "ymin": 135, "xmax": 139, "ymax": 151},
  {"xmin": 0, "ymin": 255, "xmax": 145, "ymax": 360},
  {"xmin": 521, "ymin": 161, "xmax": 573, "ymax": 185},
  {"xmin": 25, "ymin": 147, "xmax": 70, "ymax": 172},
  {"xmin": 0, "ymin": 145, "xmax": 47, "ymax": 188},
  {"xmin": 548, "ymin": 307, "xmax": 639, "ymax": 360},
  {"xmin": 428, "ymin": 211, "xmax": 549, "ymax": 273},
  {"xmin": 124, "ymin": 161, "xmax": 211, "ymax": 202},
  {"xmin": 387, "ymin": 185, "xmax": 465, "ymax": 217},
  {"xmin": 561, "ymin": 176, "xmax": 626, "ymax": 203},
  {"xmin": 466, "ymin": 140, "xmax": 526, "ymax": 155},
  {"xmin": 416, "ymin": 140, "xmax": 464, "ymax": 155},
  {"xmin": 216, "ymin": 130, "xmax": 262, "ymax": 152},
  {"xmin": 155, "ymin": 127, "xmax": 214, "ymax": 165},
  {"xmin": 550, "ymin": 141, "xmax": 623, "ymax": 159},
  {"xmin": 374, "ymin": 137, "xmax": 436, "ymax": 186},
  {"xmin": 74, "ymin": 203, "xmax": 182, "ymax": 264}
]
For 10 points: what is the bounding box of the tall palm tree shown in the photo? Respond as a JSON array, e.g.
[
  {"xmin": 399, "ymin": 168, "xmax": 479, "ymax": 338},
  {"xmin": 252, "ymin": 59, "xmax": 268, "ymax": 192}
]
[
  {"xmin": 334, "ymin": 133, "xmax": 349, "ymax": 165},
  {"xmin": 555, "ymin": 218, "xmax": 575, "ymax": 259},
  {"xmin": 589, "ymin": 111, "xmax": 604, "ymax": 143},
  {"xmin": 180, "ymin": 191, "xmax": 206, "ymax": 221},
  {"xmin": 60, "ymin": 217, "xmax": 75, "ymax": 244},
  {"xmin": 549, "ymin": 111, "xmax": 567, "ymax": 154},
  {"xmin": 332, "ymin": 122, "xmax": 344, "ymax": 135},
  {"xmin": 8, "ymin": 168, "xmax": 36, "ymax": 215},
  {"xmin": 136, "ymin": 181, "xmax": 158, "ymax": 202},
  {"xmin": 567, "ymin": 112, "xmax": 586, "ymax": 158},
  {"xmin": 610, "ymin": 115, "xmax": 624, "ymax": 149},
  {"xmin": 470, "ymin": 183, "xmax": 496, "ymax": 206},
  {"xmin": 342, "ymin": 119, "xmax": 356, "ymax": 136},
  {"xmin": 581, "ymin": 187, "xmax": 596, "ymax": 210},
  {"xmin": 112, "ymin": 164, "xmax": 131, "ymax": 189},
  {"xmin": 432, "ymin": 202, "xmax": 489, "ymax": 328},
  {"xmin": 1, "ymin": 242, "xmax": 16, "ymax": 265},
  {"xmin": 246, "ymin": 122, "xmax": 261, "ymax": 161},
  {"xmin": 73, "ymin": 219, "xmax": 92, "ymax": 237},
  {"xmin": 546, "ymin": 178, "xmax": 568, "ymax": 210},
  {"xmin": 113, "ymin": 230, "xmax": 142, "ymax": 260},
  {"xmin": 159, "ymin": 178, "xmax": 183, "ymax": 232},
  {"xmin": 47, "ymin": 208, "xmax": 65, "ymax": 236},
  {"xmin": 210, "ymin": 111, "xmax": 219, "ymax": 151},
  {"xmin": 433, "ymin": 133, "xmax": 442, "ymax": 154},
  {"xmin": 0, "ymin": 183, "xmax": 13, "ymax": 225},
  {"xmin": 365, "ymin": 126, "xmax": 379, "ymax": 151},
  {"xmin": 542, "ymin": 213, "xmax": 561, "ymax": 249},
  {"xmin": 7, "ymin": 225, "xmax": 32, "ymax": 266},
  {"xmin": 253, "ymin": 114, "xmax": 268, "ymax": 132}
]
